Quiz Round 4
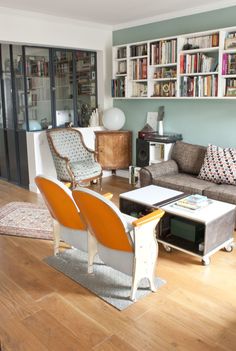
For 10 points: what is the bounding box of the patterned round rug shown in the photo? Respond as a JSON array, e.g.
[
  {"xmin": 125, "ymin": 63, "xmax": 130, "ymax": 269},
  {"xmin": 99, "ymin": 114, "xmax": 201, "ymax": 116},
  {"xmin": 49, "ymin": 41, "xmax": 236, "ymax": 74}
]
[{"xmin": 0, "ymin": 202, "xmax": 53, "ymax": 240}]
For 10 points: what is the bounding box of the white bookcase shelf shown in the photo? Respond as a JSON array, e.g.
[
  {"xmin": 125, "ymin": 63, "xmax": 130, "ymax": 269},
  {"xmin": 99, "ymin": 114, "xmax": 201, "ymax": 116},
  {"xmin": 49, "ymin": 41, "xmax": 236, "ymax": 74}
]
[{"xmin": 112, "ymin": 26, "xmax": 236, "ymax": 99}]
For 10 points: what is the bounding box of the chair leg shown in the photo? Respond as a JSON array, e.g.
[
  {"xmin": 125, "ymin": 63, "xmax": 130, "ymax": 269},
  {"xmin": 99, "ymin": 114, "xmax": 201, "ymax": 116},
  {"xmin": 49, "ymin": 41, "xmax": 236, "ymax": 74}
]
[
  {"xmin": 130, "ymin": 258, "xmax": 140, "ymax": 301},
  {"xmin": 87, "ymin": 231, "xmax": 97, "ymax": 274},
  {"xmin": 53, "ymin": 219, "xmax": 60, "ymax": 255},
  {"xmin": 99, "ymin": 176, "xmax": 102, "ymax": 191},
  {"xmin": 130, "ymin": 225, "xmax": 159, "ymax": 301}
]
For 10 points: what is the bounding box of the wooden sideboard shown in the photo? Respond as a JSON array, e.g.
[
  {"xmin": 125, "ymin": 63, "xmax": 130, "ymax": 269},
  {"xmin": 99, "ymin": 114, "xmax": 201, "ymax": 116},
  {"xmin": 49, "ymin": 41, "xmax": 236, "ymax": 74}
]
[{"xmin": 95, "ymin": 130, "xmax": 132, "ymax": 171}]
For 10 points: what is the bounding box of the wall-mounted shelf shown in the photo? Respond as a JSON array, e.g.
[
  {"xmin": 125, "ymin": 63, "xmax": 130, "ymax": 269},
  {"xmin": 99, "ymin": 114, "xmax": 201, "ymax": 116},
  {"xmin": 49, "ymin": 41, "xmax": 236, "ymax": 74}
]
[{"xmin": 112, "ymin": 26, "xmax": 236, "ymax": 99}]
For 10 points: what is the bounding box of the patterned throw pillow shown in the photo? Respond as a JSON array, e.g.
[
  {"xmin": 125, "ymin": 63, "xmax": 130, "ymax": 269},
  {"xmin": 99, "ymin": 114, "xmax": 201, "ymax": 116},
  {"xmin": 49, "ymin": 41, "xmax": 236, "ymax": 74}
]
[{"xmin": 198, "ymin": 144, "xmax": 236, "ymax": 185}]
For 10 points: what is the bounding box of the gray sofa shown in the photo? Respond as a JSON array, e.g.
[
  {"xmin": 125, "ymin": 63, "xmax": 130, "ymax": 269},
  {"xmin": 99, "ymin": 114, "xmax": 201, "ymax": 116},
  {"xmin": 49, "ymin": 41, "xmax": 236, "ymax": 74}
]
[{"xmin": 140, "ymin": 141, "xmax": 236, "ymax": 223}]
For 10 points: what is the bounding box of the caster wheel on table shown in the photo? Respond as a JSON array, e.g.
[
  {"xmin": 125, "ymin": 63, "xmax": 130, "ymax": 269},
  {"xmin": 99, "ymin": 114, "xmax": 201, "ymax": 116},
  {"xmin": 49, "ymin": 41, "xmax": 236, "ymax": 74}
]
[
  {"xmin": 224, "ymin": 244, "xmax": 234, "ymax": 252},
  {"xmin": 163, "ymin": 244, "xmax": 172, "ymax": 252},
  {"xmin": 202, "ymin": 257, "xmax": 211, "ymax": 266}
]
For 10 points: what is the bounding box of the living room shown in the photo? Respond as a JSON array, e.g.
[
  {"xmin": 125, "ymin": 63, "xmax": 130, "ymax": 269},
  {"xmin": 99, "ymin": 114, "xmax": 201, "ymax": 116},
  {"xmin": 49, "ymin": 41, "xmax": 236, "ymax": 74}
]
[{"xmin": 0, "ymin": 1, "xmax": 236, "ymax": 350}]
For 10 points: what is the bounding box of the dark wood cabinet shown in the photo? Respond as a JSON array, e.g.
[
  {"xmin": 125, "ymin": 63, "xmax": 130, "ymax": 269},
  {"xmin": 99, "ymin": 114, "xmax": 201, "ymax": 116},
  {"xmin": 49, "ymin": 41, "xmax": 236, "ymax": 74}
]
[{"xmin": 95, "ymin": 130, "xmax": 132, "ymax": 171}]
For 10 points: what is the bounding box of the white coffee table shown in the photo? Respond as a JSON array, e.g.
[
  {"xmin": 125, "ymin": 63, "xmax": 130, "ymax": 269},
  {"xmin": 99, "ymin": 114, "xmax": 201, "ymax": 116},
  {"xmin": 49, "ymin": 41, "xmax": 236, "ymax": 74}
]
[{"xmin": 119, "ymin": 185, "xmax": 235, "ymax": 265}]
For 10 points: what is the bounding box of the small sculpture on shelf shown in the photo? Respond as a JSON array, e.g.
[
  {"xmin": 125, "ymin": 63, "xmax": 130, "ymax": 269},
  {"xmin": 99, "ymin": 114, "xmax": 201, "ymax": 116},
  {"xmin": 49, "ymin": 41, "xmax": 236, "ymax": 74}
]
[
  {"xmin": 89, "ymin": 108, "xmax": 99, "ymax": 127},
  {"xmin": 158, "ymin": 106, "xmax": 165, "ymax": 136}
]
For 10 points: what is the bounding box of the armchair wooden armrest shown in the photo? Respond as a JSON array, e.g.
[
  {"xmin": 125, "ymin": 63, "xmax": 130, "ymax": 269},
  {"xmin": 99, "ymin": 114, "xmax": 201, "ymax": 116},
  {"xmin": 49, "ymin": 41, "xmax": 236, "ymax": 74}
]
[{"xmin": 132, "ymin": 209, "xmax": 165, "ymax": 227}]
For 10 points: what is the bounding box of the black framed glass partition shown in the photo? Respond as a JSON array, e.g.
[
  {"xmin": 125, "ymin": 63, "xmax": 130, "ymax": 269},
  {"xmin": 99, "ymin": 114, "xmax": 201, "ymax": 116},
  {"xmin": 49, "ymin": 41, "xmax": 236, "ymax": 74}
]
[
  {"xmin": 25, "ymin": 47, "xmax": 52, "ymax": 131},
  {"xmin": 12, "ymin": 45, "xmax": 26, "ymax": 130},
  {"xmin": 76, "ymin": 51, "xmax": 97, "ymax": 127},
  {"xmin": 53, "ymin": 50, "xmax": 74, "ymax": 127}
]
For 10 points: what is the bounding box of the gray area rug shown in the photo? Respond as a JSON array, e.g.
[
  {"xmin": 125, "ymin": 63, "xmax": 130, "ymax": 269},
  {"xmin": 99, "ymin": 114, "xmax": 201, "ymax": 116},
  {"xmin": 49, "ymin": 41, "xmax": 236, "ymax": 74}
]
[{"xmin": 44, "ymin": 248, "xmax": 166, "ymax": 310}]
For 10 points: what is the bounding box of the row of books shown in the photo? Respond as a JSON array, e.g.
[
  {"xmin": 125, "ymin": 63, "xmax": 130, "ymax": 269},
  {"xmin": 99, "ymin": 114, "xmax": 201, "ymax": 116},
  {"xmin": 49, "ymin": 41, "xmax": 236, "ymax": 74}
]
[
  {"xmin": 180, "ymin": 53, "xmax": 217, "ymax": 74},
  {"xmin": 152, "ymin": 81, "xmax": 176, "ymax": 97},
  {"xmin": 130, "ymin": 44, "xmax": 147, "ymax": 58},
  {"xmin": 150, "ymin": 39, "xmax": 177, "ymax": 65},
  {"xmin": 224, "ymin": 32, "xmax": 236, "ymax": 50},
  {"xmin": 131, "ymin": 82, "xmax": 147, "ymax": 97},
  {"xmin": 111, "ymin": 78, "xmax": 126, "ymax": 97},
  {"xmin": 174, "ymin": 195, "xmax": 211, "ymax": 210},
  {"xmin": 117, "ymin": 47, "xmax": 127, "ymax": 59},
  {"xmin": 222, "ymin": 53, "xmax": 236, "ymax": 75},
  {"xmin": 180, "ymin": 75, "xmax": 218, "ymax": 97},
  {"xmin": 25, "ymin": 58, "xmax": 49, "ymax": 77},
  {"xmin": 130, "ymin": 58, "xmax": 147, "ymax": 80},
  {"xmin": 153, "ymin": 66, "xmax": 177, "ymax": 79},
  {"xmin": 183, "ymin": 33, "xmax": 219, "ymax": 49},
  {"xmin": 117, "ymin": 61, "xmax": 127, "ymax": 75},
  {"xmin": 225, "ymin": 78, "xmax": 236, "ymax": 96},
  {"xmin": 26, "ymin": 77, "xmax": 50, "ymax": 91}
]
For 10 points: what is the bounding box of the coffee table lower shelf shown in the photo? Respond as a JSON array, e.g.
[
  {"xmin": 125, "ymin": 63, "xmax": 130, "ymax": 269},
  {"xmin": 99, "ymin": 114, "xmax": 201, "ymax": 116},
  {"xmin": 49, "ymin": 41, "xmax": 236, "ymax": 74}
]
[{"xmin": 157, "ymin": 237, "xmax": 234, "ymax": 266}]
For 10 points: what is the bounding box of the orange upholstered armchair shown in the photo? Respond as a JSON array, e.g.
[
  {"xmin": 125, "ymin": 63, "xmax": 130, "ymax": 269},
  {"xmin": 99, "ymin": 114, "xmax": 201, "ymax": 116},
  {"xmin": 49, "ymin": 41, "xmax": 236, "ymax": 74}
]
[
  {"xmin": 72, "ymin": 187, "xmax": 164, "ymax": 301},
  {"xmin": 35, "ymin": 175, "xmax": 97, "ymax": 273}
]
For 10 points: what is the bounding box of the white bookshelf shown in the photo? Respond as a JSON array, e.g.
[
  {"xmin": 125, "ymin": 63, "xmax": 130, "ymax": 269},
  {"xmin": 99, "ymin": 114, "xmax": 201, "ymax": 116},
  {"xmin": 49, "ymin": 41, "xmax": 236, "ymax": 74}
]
[{"xmin": 112, "ymin": 25, "xmax": 236, "ymax": 99}]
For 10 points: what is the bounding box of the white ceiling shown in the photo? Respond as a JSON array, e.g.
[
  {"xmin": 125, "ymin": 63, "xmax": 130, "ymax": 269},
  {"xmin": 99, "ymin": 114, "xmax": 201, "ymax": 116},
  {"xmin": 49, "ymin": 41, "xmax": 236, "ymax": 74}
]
[{"xmin": 0, "ymin": 0, "xmax": 236, "ymax": 28}]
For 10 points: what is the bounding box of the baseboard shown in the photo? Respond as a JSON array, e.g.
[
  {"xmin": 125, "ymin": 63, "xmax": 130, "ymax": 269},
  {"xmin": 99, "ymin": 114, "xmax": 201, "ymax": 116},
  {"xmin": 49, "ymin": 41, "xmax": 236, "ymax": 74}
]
[{"xmin": 116, "ymin": 169, "xmax": 129, "ymax": 178}]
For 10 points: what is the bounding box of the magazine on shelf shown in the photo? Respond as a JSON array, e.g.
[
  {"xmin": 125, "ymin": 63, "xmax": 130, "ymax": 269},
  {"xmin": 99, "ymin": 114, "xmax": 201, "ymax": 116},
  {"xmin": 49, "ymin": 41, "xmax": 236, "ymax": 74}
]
[{"xmin": 173, "ymin": 195, "xmax": 212, "ymax": 210}]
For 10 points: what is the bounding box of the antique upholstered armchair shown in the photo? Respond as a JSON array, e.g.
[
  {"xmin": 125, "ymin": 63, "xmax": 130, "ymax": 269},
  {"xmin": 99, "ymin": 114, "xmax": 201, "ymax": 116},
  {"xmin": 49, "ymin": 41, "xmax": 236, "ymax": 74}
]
[
  {"xmin": 46, "ymin": 128, "xmax": 102, "ymax": 189},
  {"xmin": 72, "ymin": 187, "xmax": 165, "ymax": 301}
]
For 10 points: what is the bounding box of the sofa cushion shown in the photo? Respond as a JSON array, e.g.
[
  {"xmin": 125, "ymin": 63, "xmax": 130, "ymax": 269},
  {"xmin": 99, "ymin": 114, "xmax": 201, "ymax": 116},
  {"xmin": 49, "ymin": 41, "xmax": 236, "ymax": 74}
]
[
  {"xmin": 171, "ymin": 141, "xmax": 206, "ymax": 175},
  {"xmin": 204, "ymin": 184, "xmax": 236, "ymax": 204},
  {"xmin": 153, "ymin": 173, "xmax": 213, "ymax": 194},
  {"xmin": 198, "ymin": 144, "xmax": 236, "ymax": 185}
]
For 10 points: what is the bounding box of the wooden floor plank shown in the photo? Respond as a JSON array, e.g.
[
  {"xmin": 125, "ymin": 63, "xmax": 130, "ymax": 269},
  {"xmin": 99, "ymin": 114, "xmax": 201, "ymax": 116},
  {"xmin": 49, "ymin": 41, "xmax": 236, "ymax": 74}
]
[
  {"xmin": 0, "ymin": 317, "xmax": 48, "ymax": 351},
  {"xmin": 0, "ymin": 176, "xmax": 235, "ymax": 350},
  {"xmin": 93, "ymin": 334, "xmax": 137, "ymax": 351},
  {"xmin": 0, "ymin": 238, "xmax": 54, "ymax": 301},
  {"xmin": 0, "ymin": 270, "xmax": 40, "ymax": 321},
  {"xmin": 39, "ymin": 293, "xmax": 112, "ymax": 348},
  {"xmin": 22, "ymin": 309, "xmax": 88, "ymax": 351}
]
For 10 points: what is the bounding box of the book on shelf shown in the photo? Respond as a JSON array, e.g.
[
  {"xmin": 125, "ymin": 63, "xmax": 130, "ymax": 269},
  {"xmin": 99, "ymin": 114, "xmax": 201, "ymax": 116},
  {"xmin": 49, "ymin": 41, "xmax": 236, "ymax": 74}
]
[
  {"xmin": 153, "ymin": 66, "xmax": 177, "ymax": 79},
  {"xmin": 130, "ymin": 44, "xmax": 147, "ymax": 57},
  {"xmin": 150, "ymin": 39, "xmax": 177, "ymax": 65},
  {"xmin": 152, "ymin": 81, "xmax": 176, "ymax": 97},
  {"xmin": 117, "ymin": 47, "xmax": 127, "ymax": 59},
  {"xmin": 222, "ymin": 53, "xmax": 236, "ymax": 75},
  {"xmin": 180, "ymin": 75, "xmax": 218, "ymax": 97},
  {"xmin": 131, "ymin": 81, "xmax": 147, "ymax": 97},
  {"xmin": 111, "ymin": 77, "xmax": 126, "ymax": 97},
  {"xmin": 225, "ymin": 32, "xmax": 236, "ymax": 50},
  {"xmin": 180, "ymin": 53, "xmax": 217, "ymax": 74},
  {"xmin": 183, "ymin": 33, "xmax": 219, "ymax": 50},
  {"xmin": 173, "ymin": 195, "xmax": 212, "ymax": 210},
  {"xmin": 131, "ymin": 58, "xmax": 147, "ymax": 80}
]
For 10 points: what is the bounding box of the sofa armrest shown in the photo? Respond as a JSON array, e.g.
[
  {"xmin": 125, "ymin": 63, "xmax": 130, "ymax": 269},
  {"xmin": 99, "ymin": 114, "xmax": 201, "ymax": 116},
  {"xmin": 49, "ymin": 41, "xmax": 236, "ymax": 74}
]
[{"xmin": 139, "ymin": 160, "xmax": 179, "ymax": 187}]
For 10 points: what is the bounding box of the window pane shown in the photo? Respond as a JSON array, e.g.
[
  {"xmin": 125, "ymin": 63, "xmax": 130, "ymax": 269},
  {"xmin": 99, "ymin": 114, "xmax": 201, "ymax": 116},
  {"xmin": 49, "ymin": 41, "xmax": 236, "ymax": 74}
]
[
  {"xmin": 25, "ymin": 47, "xmax": 52, "ymax": 131},
  {"xmin": 76, "ymin": 51, "xmax": 97, "ymax": 127},
  {"xmin": 54, "ymin": 50, "xmax": 74, "ymax": 127}
]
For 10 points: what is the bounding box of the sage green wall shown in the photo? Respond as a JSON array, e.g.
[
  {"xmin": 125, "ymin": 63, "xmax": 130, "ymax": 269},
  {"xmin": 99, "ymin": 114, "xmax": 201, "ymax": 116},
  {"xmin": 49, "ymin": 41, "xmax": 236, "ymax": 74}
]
[{"xmin": 113, "ymin": 6, "xmax": 236, "ymax": 164}]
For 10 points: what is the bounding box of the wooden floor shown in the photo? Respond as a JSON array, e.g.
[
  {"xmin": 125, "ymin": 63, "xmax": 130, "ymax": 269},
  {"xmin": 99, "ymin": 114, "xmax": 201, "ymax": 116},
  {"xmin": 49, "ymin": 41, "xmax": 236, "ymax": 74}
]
[{"xmin": 0, "ymin": 177, "xmax": 236, "ymax": 351}]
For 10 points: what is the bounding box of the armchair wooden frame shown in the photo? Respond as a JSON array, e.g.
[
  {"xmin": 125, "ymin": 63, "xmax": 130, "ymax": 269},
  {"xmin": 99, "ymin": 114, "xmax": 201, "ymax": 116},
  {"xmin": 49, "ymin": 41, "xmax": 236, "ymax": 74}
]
[{"xmin": 46, "ymin": 127, "xmax": 103, "ymax": 189}]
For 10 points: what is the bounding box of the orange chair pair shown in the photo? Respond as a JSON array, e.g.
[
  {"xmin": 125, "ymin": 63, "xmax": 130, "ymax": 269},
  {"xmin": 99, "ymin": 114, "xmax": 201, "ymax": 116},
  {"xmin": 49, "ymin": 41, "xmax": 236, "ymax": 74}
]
[{"xmin": 35, "ymin": 175, "xmax": 164, "ymax": 301}]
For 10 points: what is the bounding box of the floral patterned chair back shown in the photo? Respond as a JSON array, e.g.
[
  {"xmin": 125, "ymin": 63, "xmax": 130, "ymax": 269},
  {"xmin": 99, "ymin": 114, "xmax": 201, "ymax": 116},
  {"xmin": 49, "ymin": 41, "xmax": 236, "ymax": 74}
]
[{"xmin": 47, "ymin": 128, "xmax": 102, "ymax": 189}]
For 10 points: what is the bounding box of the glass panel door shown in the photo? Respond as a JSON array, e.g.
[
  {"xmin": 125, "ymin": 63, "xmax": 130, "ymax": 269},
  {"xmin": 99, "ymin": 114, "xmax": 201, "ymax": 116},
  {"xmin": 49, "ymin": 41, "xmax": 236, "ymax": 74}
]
[
  {"xmin": 12, "ymin": 45, "xmax": 26, "ymax": 130},
  {"xmin": 1, "ymin": 44, "xmax": 14, "ymax": 129},
  {"xmin": 0, "ymin": 82, "xmax": 3, "ymax": 128},
  {"xmin": 25, "ymin": 47, "xmax": 52, "ymax": 131},
  {"xmin": 76, "ymin": 51, "xmax": 97, "ymax": 127},
  {"xmin": 53, "ymin": 50, "xmax": 74, "ymax": 127}
]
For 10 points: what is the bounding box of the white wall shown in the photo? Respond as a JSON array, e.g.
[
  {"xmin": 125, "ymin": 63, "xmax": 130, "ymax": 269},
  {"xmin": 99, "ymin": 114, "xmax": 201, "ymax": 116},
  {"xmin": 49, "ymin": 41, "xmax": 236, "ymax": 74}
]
[
  {"xmin": 27, "ymin": 127, "xmax": 112, "ymax": 192},
  {"xmin": 0, "ymin": 7, "xmax": 113, "ymax": 110}
]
